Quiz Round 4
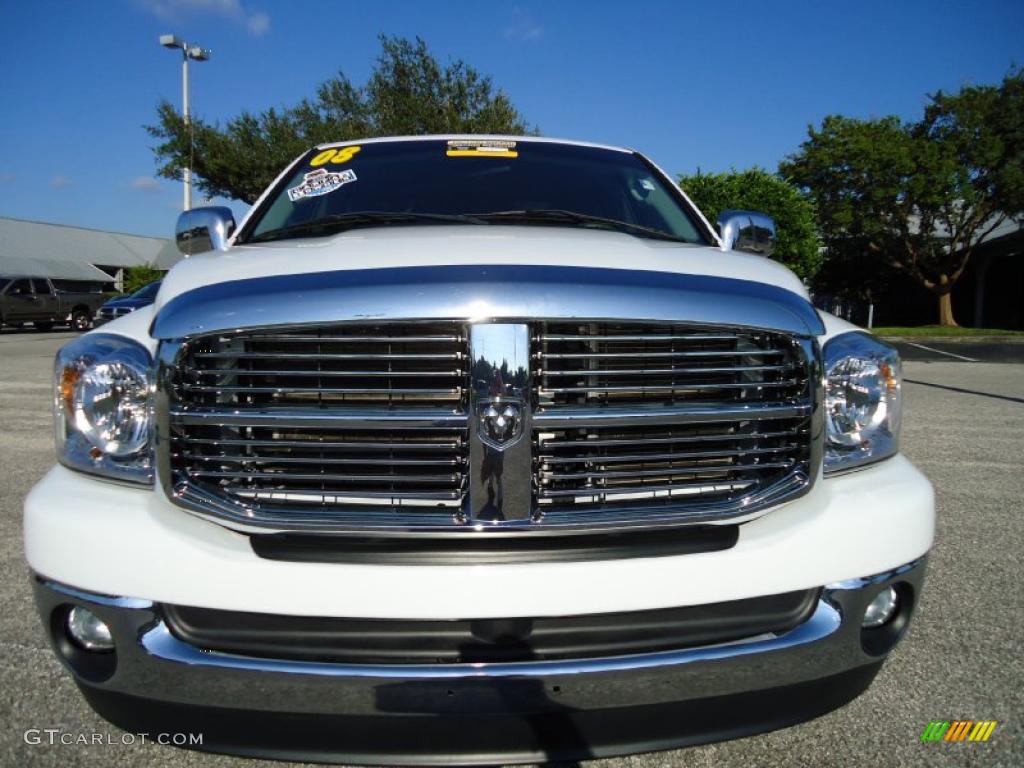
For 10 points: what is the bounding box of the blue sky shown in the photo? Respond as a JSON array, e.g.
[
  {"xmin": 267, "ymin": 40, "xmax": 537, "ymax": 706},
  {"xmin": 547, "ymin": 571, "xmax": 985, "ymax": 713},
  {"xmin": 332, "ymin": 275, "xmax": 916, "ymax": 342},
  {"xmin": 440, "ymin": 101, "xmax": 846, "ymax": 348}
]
[{"xmin": 0, "ymin": 0, "xmax": 1020, "ymax": 238}]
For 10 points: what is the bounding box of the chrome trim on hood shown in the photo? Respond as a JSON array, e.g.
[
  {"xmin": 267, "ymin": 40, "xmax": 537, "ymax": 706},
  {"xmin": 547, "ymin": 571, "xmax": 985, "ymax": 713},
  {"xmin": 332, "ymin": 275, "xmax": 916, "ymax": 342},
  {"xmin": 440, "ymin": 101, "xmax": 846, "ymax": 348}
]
[{"xmin": 151, "ymin": 265, "xmax": 825, "ymax": 340}]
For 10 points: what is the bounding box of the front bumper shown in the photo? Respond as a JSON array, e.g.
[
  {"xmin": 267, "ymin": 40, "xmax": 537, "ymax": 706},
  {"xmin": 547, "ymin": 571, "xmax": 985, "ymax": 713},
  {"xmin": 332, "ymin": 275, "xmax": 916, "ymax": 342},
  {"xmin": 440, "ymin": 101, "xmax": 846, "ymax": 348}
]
[
  {"xmin": 34, "ymin": 558, "xmax": 925, "ymax": 765},
  {"xmin": 24, "ymin": 456, "xmax": 934, "ymax": 618}
]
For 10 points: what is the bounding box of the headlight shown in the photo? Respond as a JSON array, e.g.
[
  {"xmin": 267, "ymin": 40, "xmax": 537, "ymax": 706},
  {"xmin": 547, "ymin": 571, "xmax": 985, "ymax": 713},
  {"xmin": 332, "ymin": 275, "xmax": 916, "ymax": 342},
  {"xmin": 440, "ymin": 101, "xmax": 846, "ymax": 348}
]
[
  {"xmin": 54, "ymin": 334, "xmax": 153, "ymax": 484},
  {"xmin": 823, "ymin": 332, "xmax": 901, "ymax": 474}
]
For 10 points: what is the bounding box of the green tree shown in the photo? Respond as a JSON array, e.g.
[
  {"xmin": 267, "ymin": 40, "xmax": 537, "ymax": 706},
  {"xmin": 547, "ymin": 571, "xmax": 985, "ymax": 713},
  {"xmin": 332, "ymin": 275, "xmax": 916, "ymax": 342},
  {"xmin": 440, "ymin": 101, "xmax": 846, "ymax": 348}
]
[
  {"xmin": 147, "ymin": 35, "xmax": 533, "ymax": 204},
  {"xmin": 680, "ymin": 168, "xmax": 823, "ymax": 280},
  {"xmin": 781, "ymin": 68, "xmax": 1024, "ymax": 326},
  {"xmin": 121, "ymin": 265, "xmax": 163, "ymax": 294}
]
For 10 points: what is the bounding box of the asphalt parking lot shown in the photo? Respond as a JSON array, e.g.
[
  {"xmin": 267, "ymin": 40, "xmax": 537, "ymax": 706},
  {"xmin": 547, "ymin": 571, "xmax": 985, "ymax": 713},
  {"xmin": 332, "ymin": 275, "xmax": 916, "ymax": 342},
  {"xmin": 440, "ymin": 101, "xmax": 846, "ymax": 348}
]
[
  {"xmin": 889, "ymin": 338, "xmax": 1024, "ymax": 365},
  {"xmin": 1, "ymin": 330, "xmax": 1021, "ymax": 767}
]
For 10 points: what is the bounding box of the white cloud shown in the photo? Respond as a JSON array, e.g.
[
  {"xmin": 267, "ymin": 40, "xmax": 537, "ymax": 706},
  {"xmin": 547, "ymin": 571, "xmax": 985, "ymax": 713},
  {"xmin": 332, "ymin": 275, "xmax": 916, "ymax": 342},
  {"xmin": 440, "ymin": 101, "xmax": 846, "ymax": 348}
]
[
  {"xmin": 246, "ymin": 11, "xmax": 270, "ymax": 35},
  {"xmin": 51, "ymin": 175, "xmax": 74, "ymax": 189},
  {"xmin": 131, "ymin": 176, "xmax": 161, "ymax": 192},
  {"xmin": 138, "ymin": 0, "xmax": 270, "ymax": 36},
  {"xmin": 0, "ymin": 172, "xmax": 14, "ymax": 183},
  {"xmin": 503, "ymin": 7, "xmax": 543, "ymax": 42}
]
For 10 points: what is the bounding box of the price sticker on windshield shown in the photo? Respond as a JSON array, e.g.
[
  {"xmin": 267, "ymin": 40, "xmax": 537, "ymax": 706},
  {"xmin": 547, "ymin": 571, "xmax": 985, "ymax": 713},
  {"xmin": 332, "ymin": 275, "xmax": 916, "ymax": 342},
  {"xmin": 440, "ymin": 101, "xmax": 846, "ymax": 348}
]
[
  {"xmin": 446, "ymin": 139, "xmax": 518, "ymax": 158},
  {"xmin": 287, "ymin": 168, "xmax": 357, "ymax": 201}
]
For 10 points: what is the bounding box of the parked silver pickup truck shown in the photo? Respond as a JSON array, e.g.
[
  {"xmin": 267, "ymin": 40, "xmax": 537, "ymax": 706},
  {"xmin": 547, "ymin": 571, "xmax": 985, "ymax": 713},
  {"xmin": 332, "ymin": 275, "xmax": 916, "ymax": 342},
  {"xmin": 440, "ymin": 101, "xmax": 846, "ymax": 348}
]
[{"xmin": 0, "ymin": 276, "xmax": 105, "ymax": 331}]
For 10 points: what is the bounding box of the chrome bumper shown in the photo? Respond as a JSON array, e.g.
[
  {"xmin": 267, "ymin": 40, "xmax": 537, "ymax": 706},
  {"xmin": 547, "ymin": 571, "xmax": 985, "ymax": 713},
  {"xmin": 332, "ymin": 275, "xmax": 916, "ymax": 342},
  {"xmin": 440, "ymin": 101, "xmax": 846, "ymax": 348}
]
[{"xmin": 33, "ymin": 557, "xmax": 926, "ymax": 764}]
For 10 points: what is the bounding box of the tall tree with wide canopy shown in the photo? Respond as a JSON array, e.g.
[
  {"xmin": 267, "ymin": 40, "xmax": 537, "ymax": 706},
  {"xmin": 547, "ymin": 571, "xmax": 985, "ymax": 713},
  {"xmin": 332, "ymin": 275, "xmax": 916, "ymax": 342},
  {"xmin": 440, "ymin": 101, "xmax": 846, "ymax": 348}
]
[
  {"xmin": 780, "ymin": 68, "xmax": 1023, "ymax": 326},
  {"xmin": 147, "ymin": 36, "xmax": 533, "ymax": 204}
]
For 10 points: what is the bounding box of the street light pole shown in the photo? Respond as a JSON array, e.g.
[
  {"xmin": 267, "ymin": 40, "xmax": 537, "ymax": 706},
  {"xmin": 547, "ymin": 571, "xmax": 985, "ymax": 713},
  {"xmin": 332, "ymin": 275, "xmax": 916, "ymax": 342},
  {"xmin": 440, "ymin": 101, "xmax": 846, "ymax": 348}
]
[
  {"xmin": 182, "ymin": 49, "xmax": 191, "ymax": 211},
  {"xmin": 159, "ymin": 35, "xmax": 210, "ymax": 211}
]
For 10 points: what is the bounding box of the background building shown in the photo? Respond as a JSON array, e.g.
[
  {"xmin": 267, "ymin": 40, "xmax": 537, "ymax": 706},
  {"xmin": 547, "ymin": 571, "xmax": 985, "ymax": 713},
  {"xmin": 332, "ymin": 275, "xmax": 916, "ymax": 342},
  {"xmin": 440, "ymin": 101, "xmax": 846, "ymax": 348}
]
[{"xmin": 0, "ymin": 217, "xmax": 179, "ymax": 291}]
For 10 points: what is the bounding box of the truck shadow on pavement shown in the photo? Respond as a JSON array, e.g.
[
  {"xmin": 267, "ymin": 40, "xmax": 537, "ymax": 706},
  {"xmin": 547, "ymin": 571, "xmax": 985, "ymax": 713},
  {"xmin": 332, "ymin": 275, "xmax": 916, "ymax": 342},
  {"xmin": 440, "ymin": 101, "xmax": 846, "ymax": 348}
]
[{"xmin": 904, "ymin": 378, "xmax": 1024, "ymax": 405}]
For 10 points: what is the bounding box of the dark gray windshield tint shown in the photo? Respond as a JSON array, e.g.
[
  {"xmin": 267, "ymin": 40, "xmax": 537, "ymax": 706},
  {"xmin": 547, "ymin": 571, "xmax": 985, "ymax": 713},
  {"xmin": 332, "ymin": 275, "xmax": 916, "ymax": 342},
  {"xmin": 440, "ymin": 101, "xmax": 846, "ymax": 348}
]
[{"xmin": 244, "ymin": 140, "xmax": 707, "ymax": 244}]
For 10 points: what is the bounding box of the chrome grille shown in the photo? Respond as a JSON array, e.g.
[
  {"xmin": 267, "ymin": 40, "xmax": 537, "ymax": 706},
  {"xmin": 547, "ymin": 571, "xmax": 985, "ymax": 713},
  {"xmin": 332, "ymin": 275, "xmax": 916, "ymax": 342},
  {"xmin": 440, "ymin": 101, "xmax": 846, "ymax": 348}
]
[
  {"xmin": 534, "ymin": 322, "xmax": 814, "ymax": 513},
  {"xmin": 166, "ymin": 324, "xmax": 469, "ymax": 516},
  {"xmin": 161, "ymin": 319, "xmax": 817, "ymax": 531}
]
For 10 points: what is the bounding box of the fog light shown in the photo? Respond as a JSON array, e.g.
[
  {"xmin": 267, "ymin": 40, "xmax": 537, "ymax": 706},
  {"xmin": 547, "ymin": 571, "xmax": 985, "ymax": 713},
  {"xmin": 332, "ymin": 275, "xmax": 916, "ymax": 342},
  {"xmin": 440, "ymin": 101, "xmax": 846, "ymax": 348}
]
[
  {"xmin": 66, "ymin": 606, "xmax": 114, "ymax": 651},
  {"xmin": 862, "ymin": 586, "xmax": 899, "ymax": 628}
]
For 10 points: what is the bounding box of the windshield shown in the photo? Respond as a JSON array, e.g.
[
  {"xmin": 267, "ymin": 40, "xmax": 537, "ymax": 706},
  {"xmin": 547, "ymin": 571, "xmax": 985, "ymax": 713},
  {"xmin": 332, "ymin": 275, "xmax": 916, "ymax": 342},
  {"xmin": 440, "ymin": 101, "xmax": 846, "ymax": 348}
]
[
  {"xmin": 241, "ymin": 139, "xmax": 708, "ymax": 245},
  {"xmin": 130, "ymin": 281, "xmax": 161, "ymax": 300}
]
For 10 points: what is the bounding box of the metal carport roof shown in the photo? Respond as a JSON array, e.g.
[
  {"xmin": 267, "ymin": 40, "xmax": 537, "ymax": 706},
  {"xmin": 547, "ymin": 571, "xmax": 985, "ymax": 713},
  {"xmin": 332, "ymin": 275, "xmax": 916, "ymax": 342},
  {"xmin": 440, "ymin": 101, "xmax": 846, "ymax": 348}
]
[
  {"xmin": 0, "ymin": 216, "xmax": 178, "ymax": 279},
  {"xmin": 0, "ymin": 255, "xmax": 114, "ymax": 281}
]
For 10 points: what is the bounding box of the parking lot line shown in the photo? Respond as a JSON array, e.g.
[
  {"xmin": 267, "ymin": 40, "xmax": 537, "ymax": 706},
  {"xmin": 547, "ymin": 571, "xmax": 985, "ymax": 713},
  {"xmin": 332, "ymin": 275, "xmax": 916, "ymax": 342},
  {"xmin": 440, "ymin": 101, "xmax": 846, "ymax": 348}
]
[{"xmin": 903, "ymin": 342, "xmax": 979, "ymax": 362}]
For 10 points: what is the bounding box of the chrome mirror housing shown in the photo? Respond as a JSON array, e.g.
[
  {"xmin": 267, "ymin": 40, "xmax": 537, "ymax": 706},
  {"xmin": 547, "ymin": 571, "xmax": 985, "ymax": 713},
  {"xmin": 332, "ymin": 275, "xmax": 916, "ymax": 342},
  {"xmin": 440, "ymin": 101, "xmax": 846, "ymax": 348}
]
[
  {"xmin": 175, "ymin": 207, "xmax": 236, "ymax": 256},
  {"xmin": 718, "ymin": 210, "xmax": 776, "ymax": 257}
]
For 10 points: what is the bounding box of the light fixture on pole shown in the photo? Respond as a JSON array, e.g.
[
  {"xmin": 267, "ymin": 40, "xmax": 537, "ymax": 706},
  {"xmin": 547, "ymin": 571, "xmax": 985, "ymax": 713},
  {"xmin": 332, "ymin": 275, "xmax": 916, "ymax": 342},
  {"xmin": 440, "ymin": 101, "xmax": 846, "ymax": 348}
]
[{"xmin": 159, "ymin": 35, "xmax": 210, "ymax": 211}]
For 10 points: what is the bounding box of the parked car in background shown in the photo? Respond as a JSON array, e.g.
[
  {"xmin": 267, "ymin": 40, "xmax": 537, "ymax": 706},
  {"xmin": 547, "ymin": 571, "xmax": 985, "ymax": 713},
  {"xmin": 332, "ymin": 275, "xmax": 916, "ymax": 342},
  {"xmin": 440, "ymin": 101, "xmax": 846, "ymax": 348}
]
[
  {"xmin": 0, "ymin": 276, "xmax": 105, "ymax": 331},
  {"xmin": 93, "ymin": 281, "xmax": 162, "ymax": 326}
]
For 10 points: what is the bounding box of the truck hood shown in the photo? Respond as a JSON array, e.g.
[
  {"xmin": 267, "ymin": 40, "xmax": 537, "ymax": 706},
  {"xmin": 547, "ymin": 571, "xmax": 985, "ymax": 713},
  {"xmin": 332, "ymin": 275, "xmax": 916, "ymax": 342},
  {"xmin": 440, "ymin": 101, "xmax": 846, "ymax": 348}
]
[
  {"xmin": 149, "ymin": 225, "xmax": 824, "ymax": 339},
  {"xmin": 156, "ymin": 225, "xmax": 808, "ymax": 311}
]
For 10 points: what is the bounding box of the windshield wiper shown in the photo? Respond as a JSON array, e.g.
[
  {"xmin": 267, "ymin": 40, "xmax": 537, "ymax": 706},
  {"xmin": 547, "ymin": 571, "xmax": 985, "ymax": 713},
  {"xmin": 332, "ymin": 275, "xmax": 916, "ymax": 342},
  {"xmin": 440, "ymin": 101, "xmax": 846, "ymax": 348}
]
[
  {"xmin": 475, "ymin": 209, "xmax": 690, "ymax": 243},
  {"xmin": 246, "ymin": 211, "xmax": 487, "ymax": 244}
]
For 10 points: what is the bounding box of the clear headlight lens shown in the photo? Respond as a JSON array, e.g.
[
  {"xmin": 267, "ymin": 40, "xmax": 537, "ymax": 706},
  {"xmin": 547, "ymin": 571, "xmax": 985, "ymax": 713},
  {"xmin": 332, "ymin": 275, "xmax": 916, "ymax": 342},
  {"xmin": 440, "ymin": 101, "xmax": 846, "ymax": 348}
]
[
  {"xmin": 823, "ymin": 332, "xmax": 901, "ymax": 474},
  {"xmin": 54, "ymin": 334, "xmax": 153, "ymax": 484}
]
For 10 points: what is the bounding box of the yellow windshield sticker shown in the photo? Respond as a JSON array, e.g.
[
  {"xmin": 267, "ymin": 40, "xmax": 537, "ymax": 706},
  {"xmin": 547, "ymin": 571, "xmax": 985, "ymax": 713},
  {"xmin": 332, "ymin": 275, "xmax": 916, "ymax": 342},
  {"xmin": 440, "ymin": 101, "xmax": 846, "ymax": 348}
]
[
  {"xmin": 446, "ymin": 139, "xmax": 518, "ymax": 158},
  {"xmin": 309, "ymin": 146, "xmax": 362, "ymax": 167}
]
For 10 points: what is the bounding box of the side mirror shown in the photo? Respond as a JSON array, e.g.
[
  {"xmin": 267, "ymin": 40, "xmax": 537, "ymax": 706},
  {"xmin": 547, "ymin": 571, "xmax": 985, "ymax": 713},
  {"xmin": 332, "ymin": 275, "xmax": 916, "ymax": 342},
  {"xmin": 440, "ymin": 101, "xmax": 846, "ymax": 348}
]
[
  {"xmin": 718, "ymin": 210, "xmax": 776, "ymax": 257},
  {"xmin": 175, "ymin": 206, "xmax": 236, "ymax": 256}
]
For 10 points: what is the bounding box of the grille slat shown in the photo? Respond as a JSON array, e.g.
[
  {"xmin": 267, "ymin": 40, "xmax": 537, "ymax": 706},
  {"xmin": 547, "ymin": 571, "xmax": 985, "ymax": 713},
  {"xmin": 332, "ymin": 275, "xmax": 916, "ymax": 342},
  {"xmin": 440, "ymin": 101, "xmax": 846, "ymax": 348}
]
[
  {"xmin": 542, "ymin": 446, "xmax": 798, "ymax": 463},
  {"xmin": 188, "ymin": 470, "xmax": 463, "ymax": 483},
  {"xmin": 187, "ymin": 368, "xmax": 462, "ymax": 377},
  {"xmin": 540, "ymin": 349, "xmax": 788, "ymax": 359},
  {"xmin": 175, "ymin": 437, "xmax": 461, "ymax": 451},
  {"xmin": 229, "ymin": 488, "xmax": 464, "ymax": 502},
  {"xmin": 533, "ymin": 402, "xmax": 811, "ymax": 428},
  {"xmin": 226, "ymin": 334, "xmax": 465, "ymax": 343},
  {"xmin": 179, "ymin": 454, "xmax": 462, "ymax": 467},
  {"xmin": 539, "ymin": 334, "xmax": 740, "ymax": 343},
  {"xmin": 541, "ymin": 462, "xmax": 795, "ymax": 482},
  {"xmin": 538, "ymin": 481, "xmax": 755, "ymax": 499},
  {"xmin": 539, "ymin": 429, "xmax": 799, "ymax": 448},
  {"xmin": 189, "ymin": 352, "xmax": 462, "ymax": 361},
  {"xmin": 540, "ymin": 380, "xmax": 799, "ymax": 395},
  {"xmin": 169, "ymin": 408, "xmax": 465, "ymax": 429},
  {"xmin": 180, "ymin": 385, "xmax": 463, "ymax": 397},
  {"xmin": 541, "ymin": 364, "xmax": 795, "ymax": 376}
]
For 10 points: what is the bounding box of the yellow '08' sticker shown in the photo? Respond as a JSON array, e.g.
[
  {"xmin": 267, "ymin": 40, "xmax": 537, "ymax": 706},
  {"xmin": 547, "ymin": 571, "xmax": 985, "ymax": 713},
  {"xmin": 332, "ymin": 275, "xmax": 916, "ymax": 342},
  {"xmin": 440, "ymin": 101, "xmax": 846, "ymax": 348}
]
[{"xmin": 309, "ymin": 146, "xmax": 362, "ymax": 167}]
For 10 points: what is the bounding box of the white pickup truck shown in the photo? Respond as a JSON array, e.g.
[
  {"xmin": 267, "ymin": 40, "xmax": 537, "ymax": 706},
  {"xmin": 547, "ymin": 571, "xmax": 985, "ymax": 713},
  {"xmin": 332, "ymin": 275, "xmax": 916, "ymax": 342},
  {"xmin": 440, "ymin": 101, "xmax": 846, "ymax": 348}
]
[{"xmin": 25, "ymin": 136, "xmax": 934, "ymax": 765}]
